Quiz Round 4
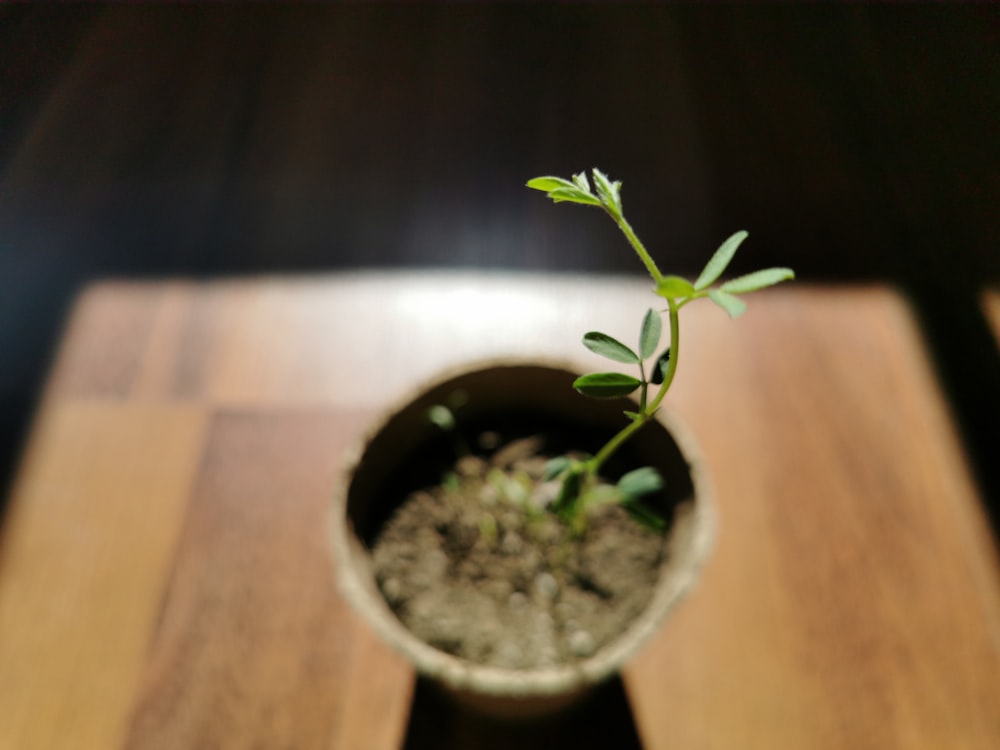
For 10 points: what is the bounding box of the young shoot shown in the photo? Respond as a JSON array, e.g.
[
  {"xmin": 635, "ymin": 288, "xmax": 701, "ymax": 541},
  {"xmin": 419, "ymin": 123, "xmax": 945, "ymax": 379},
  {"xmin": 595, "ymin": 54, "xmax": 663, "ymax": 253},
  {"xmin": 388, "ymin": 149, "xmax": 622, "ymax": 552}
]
[{"xmin": 528, "ymin": 168, "xmax": 795, "ymax": 525}]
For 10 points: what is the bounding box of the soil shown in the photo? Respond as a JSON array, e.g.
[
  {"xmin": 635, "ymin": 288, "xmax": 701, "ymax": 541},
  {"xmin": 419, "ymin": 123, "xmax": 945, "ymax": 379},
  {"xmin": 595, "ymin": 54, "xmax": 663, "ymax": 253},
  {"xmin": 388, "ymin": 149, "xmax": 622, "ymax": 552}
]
[{"xmin": 370, "ymin": 435, "xmax": 667, "ymax": 670}]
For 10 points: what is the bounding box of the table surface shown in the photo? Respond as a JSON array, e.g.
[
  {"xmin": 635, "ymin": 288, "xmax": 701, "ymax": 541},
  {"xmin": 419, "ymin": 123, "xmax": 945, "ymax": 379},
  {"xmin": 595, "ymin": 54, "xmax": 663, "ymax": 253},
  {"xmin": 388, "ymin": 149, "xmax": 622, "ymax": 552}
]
[
  {"xmin": 1, "ymin": 274, "xmax": 997, "ymax": 749},
  {"xmin": 985, "ymin": 290, "xmax": 1000, "ymax": 349}
]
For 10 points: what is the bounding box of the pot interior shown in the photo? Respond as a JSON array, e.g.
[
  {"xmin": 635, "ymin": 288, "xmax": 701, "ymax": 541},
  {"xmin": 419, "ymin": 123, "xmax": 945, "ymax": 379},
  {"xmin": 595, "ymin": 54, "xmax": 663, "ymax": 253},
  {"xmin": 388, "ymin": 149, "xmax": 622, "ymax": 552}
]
[{"xmin": 347, "ymin": 364, "xmax": 694, "ymax": 546}]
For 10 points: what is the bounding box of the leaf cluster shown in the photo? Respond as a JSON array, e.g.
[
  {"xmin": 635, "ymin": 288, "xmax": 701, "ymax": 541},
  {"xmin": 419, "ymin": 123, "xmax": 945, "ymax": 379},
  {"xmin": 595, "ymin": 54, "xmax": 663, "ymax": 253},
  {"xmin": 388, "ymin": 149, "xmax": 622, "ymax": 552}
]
[
  {"xmin": 527, "ymin": 170, "xmax": 794, "ymax": 318},
  {"xmin": 517, "ymin": 169, "xmax": 796, "ymax": 528},
  {"xmin": 542, "ymin": 456, "xmax": 665, "ymax": 532},
  {"xmin": 574, "ymin": 308, "xmax": 667, "ymax": 401}
]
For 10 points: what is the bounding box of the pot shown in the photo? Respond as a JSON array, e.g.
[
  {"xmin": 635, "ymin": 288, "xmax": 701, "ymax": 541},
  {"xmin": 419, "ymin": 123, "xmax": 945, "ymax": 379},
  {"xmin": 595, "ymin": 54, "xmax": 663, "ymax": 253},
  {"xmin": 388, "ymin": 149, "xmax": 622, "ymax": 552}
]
[{"xmin": 329, "ymin": 361, "xmax": 714, "ymax": 718}]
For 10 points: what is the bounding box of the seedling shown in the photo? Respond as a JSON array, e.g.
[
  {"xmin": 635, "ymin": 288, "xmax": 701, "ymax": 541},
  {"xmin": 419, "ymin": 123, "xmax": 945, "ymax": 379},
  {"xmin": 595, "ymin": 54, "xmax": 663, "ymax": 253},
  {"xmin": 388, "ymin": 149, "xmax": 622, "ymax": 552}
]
[{"xmin": 527, "ymin": 168, "xmax": 794, "ymax": 525}]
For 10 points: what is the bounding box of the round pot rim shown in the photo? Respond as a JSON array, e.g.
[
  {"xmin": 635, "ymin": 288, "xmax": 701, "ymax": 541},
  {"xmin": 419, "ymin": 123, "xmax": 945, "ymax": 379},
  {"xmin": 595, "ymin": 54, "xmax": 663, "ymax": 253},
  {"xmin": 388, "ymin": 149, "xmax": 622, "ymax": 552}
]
[{"xmin": 329, "ymin": 356, "xmax": 716, "ymax": 699}]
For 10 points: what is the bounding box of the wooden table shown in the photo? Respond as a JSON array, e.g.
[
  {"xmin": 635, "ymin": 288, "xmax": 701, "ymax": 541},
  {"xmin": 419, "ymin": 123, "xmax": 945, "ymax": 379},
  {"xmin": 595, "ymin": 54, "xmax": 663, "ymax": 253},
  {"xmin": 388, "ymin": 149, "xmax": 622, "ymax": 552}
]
[
  {"xmin": 1, "ymin": 274, "xmax": 997, "ymax": 749},
  {"xmin": 985, "ymin": 290, "xmax": 1000, "ymax": 349}
]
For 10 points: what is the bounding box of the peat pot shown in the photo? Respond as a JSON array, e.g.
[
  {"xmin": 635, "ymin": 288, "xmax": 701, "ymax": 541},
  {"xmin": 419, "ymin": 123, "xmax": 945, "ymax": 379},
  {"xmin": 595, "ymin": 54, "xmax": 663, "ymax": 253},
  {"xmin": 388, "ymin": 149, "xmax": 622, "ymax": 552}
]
[{"xmin": 329, "ymin": 361, "xmax": 714, "ymax": 718}]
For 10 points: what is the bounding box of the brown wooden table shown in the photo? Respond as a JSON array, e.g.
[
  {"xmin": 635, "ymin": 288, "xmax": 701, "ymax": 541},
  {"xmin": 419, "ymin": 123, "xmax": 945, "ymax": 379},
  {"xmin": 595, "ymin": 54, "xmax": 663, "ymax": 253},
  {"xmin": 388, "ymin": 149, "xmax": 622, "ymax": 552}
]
[
  {"xmin": 1, "ymin": 275, "xmax": 997, "ymax": 749},
  {"xmin": 985, "ymin": 290, "xmax": 1000, "ymax": 349}
]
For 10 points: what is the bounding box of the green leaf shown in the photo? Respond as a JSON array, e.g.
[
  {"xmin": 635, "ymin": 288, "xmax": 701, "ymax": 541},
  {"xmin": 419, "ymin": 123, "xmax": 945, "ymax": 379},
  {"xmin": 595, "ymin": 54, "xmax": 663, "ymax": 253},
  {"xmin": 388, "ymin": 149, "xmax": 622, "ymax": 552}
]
[
  {"xmin": 553, "ymin": 464, "xmax": 585, "ymax": 516},
  {"xmin": 623, "ymin": 410, "xmax": 642, "ymax": 422},
  {"xmin": 694, "ymin": 231, "xmax": 748, "ymax": 290},
  {"xmin": 442, "ymin": 471, "xmax": 460, "ymax": 492},
  {"xmin": 542, "ymin": 456, "xmax": 571, "ymax": 481},
  {"xmin": 709, "ymin": 289, "xmax": 747, "ymax": 319},
  {"xmin": 427, "ymin": 405, "xmax": 455, "ymax": 431},
  {"xmin": 591, "ymin": 168, "xmax": 622, "ymax": 213},
  {"xmin": 623, "ymin": 502, "xmax": 666, "ymax": 532},
  {"xmin": 649, "ymin": 347, "xmax": 671, "ymax": 385},
  {"xmin": 720, "ymin": 267, "xmax": 795, "ymax": 293},
  {"xmin": 582, "ymin": 331, "xmax": 640, "ymax": 363},
  {"xmin": 638, "ymin": 308, "xmax": 662, "ymax": 359},
  {"xmin": 546, "ymin": 187, "xmax": 601, "ymax": 205},
  {"xmin": 656, "ymin": 275, "xmax": 696, "ymax": 299},
  {"xmin": 527, "ymin": 175, "xmax": 600, "ymax": 205},
  {"xmin": 526, "ymin": 176, "xmax": 577, "ymax": 192},
  {"xmin": 617, "ymin": 467, "xmax": 664, "ymax": 500},
  {"xmin": 580, "ymin": 484, "xmax": 620, "ymax": 509},
  {"xmin": 573, "ymin": 372, "xmax": 642, "ymax": 399}
]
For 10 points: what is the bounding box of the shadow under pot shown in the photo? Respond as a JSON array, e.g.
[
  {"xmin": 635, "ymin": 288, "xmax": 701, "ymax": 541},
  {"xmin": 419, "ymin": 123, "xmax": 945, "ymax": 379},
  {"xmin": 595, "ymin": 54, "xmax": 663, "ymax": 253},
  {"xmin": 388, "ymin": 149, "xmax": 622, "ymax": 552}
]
[{"xmin": 329, "ymin": 361, "xmax": 714, "ymax": 719}]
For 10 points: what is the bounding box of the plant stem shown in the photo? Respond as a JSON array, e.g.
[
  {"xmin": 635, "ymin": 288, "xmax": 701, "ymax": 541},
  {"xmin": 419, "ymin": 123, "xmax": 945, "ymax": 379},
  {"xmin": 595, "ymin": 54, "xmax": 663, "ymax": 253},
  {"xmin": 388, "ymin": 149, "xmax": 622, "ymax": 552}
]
[
  {"xmin": 588, "ymin": 299, "xmax": 680, "ymax": 475},
  {"xmin": 638, "ymin": 360, "xmax": 648, "ymax": 410},
  {"xmin": 608, "ymin": 210, "xmax": 663, "ymax": 284},
  {"xmin": 586, "ymin": 404, "xmax": 648, "ymax": 477},
  {"xmin": 650, "ymin": 299, "xmax": 681, "ymax": 405}
]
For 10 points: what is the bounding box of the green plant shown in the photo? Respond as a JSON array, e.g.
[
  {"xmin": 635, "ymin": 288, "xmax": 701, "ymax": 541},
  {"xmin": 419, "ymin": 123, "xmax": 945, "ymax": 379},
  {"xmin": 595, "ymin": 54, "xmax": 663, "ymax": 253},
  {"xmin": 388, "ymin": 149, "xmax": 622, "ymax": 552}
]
[{"xmin": 527, "ymin": 168, "xmax": 794, "ymax": 525}]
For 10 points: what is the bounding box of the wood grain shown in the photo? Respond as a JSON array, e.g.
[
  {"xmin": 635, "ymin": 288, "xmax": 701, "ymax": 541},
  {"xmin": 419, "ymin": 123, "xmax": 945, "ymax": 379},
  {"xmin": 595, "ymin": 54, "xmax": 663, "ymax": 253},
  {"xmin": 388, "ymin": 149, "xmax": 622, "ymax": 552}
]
[
  {"xmin": 122, "ymin": 410, "xmax": 411, "ymax": 749},
  {"xmin": 984, "ymin": 290, "xmax": 1000, "ymax": 349},
  {"xmin": 43, "ymin": 282, "xmax": 162, "ymax": 401},
  {"xmin": 1, "ymin": 275, "xmax": 996, "ymax": 749},
  {"xmin": 630, "ymin": 287, "xmax": 1000, "ymax": 749},
  {"xmin": 0, "ymin": 403, "xmax": 206, "ymax": 749}
]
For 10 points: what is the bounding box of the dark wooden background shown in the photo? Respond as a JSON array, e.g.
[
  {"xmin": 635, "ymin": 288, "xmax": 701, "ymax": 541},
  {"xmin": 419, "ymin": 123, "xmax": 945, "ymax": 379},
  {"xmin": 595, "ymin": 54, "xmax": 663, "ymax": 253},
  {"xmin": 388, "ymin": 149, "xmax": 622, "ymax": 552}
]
[{"xmin": 1, "ymin": 3, "xmax": 998, "ymax": 521}]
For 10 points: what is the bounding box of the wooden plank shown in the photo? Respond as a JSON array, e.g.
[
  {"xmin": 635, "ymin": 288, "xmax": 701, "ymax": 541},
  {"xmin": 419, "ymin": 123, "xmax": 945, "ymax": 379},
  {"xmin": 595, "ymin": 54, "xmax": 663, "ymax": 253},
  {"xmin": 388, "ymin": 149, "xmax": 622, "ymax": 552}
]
[
  {"xmin": 43, "ymin": 279, "xmax": 225, "ymax": 404},
  {"xmin": 983, "ymin": 290, "xmax": 1000, "ymax": 347},
  {"xmin": 122, "ymin": 410, "xmax": 412, "ymax": 750},
  {"xmin": 177, "ymin": 277, "xmax": 998, "ymax": 747},
  {"xmin": 628, "ymin": 287, "xmax": 1000, "ymax": 749},
  {"xmin": 178, "ymin": 272, "xmax": 711, "ymax": 408},
  {"xmin": 44, "ymin": 282, "xmax": 161, "ymax": 400},
  {"xmin": 329, "ymin": 613, "xmax": 416, "ymax": 750},
  {"xmin": 130, "ymin": 281, "xmax": 199, "ymax": 402},
  {"xmin": 3, "ymin": 277, "xmax": 997, "ymax": 749},
  {"xmin": 0, "ymin": 404, "xmax": 206, "ymax": 750}
]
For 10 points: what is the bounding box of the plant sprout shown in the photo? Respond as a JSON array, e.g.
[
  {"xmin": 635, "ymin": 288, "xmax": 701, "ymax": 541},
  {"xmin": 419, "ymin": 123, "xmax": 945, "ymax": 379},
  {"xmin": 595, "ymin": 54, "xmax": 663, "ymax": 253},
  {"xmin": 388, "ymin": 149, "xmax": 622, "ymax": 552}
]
[{"xmin": 527, "ymin": 168, "xmax": 794, "ymax": 525}]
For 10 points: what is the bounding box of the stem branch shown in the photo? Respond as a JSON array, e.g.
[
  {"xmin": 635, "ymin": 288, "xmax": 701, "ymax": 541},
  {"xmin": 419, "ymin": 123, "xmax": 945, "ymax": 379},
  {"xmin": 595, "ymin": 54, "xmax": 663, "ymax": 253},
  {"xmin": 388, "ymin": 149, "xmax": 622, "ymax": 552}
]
[
  {"xmin": 588, "ymin": 299, "xmax": 680, "ymax": 475},
  {"xmin": 609, "ymin": 210, "xmax": 663, "ymax": 284}
]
